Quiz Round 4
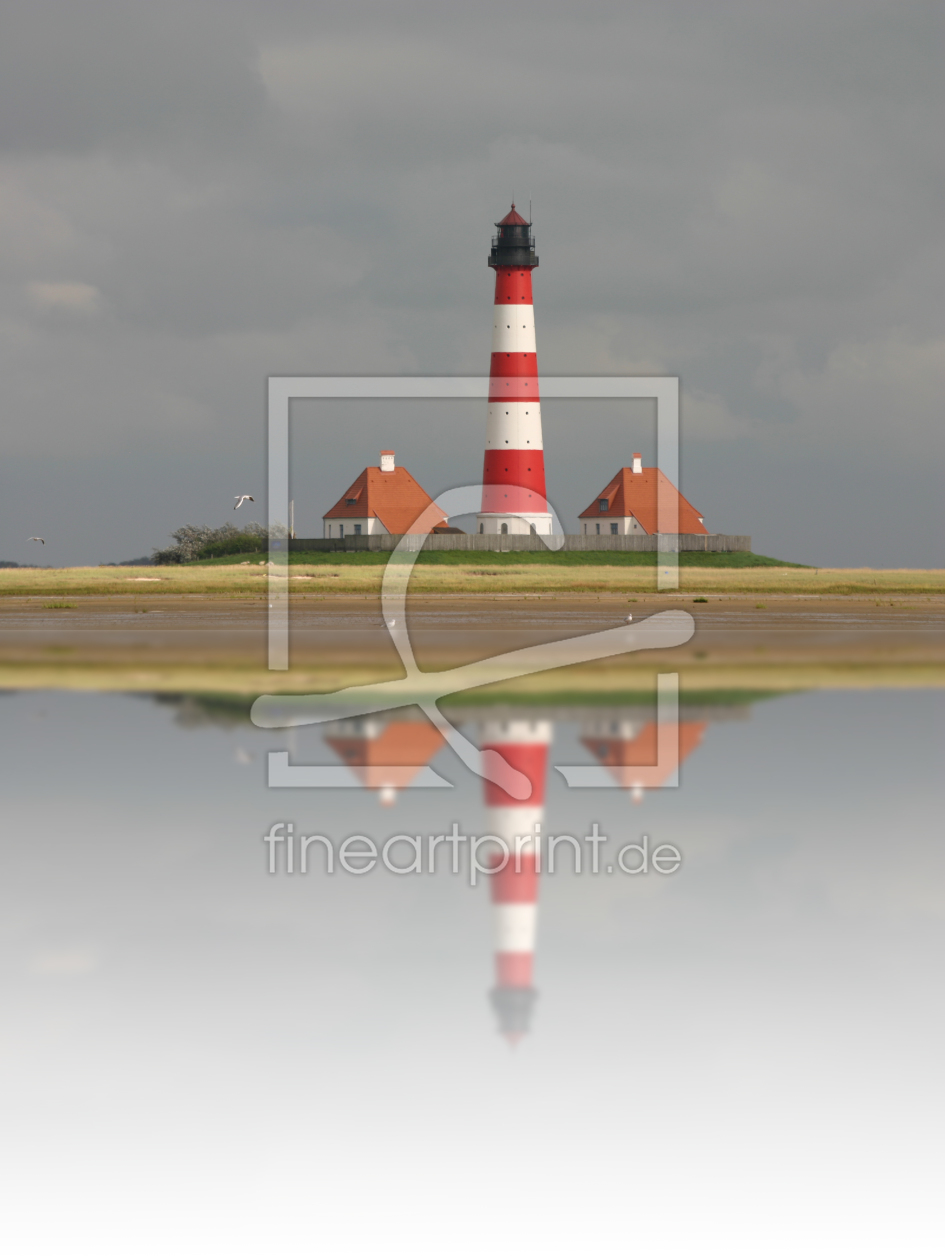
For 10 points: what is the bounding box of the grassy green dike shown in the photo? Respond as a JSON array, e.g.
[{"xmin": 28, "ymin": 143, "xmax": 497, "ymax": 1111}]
[{"xmin": 192, "ymin": 548, "xmax": 806, "ymax": 568}]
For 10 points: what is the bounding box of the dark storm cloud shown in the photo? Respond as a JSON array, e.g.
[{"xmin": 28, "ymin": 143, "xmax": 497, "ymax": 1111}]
[{"xmin": 1, "ymin": 1, "xmax": 943, "ymax": 564}]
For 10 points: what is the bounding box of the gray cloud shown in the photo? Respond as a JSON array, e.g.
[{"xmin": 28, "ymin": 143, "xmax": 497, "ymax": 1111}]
[
  {"xmin": 0, "ymin": 0, "xmax": 266, "ymax": 154},
  {"xmin": 1, "ymin": 1, "xmax": 943, "ymax": 564}
]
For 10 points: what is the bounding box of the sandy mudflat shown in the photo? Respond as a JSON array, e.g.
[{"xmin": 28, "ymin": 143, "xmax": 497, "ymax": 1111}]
[{"xmin": 1, "ymin": 594, "xmax": 943, "ymax": 694}]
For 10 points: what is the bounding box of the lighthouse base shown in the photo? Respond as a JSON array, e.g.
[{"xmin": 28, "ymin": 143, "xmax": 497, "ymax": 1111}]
[{"xmin": 476, "ymin": 512, "xmax": 554, "ymax": 537}]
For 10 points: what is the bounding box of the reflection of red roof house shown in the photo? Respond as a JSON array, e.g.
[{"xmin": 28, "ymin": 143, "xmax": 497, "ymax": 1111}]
[
  {"xmin": 323, "ymin": 450, "xmax": 447, "ymax": 538},
  {"xmin": 580, "ymin": 719, "xmax": 707, "ymax": 802},
  {"xmin": 578, "ymin": 454, "xmax": 708, "ymax": 535},
  {"xmin": 324, "ymin": 718, "xmax": 446, "ymax": 805}
]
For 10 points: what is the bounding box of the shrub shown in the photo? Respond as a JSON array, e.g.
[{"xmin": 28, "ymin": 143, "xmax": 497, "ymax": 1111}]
[
  {"xmin": 197, "ymin": 534, "xmax": 267, "ymax": 559},
  {"xmin": 151, "ymin": 521, "xmax": 286, "ymax": 565}
]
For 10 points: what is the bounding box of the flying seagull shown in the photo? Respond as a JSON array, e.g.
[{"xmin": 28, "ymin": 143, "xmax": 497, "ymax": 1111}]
[
  {"xmin": 234, "ymin": 495, "xmax": 254, "ymax": 510},
  {"xmin": 28, "ymin": 537, "xmax": 45, "ymax": 544}
]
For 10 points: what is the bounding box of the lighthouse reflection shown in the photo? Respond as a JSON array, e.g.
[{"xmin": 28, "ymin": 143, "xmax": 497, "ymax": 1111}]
[
  {"xmin": 478, "ymin": 718, "xmax": 550, "ymax": 1045},
  {"xmin": 317, "ymin": 700, "xmax": 729, "ymax": 1043}
]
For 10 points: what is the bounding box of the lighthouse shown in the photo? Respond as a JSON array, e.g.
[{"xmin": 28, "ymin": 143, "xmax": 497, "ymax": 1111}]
[
  {"xmin": 477, "ymin": 206, "xmax": 553, "ymax": 536},
  {"xmin": 479, "ymin": 717, "xmax": 552, "ymax": 1043}
]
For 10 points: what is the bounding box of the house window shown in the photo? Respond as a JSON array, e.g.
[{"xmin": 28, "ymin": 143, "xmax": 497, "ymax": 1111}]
[
  {"xmin": 500, "ymin": 523, "xmax": 508, "ymax": 535},
  {"xmin": 338, "ymin": 524, "xmax": 344, "ymax": 538},
  {"xmin": 530, "ymin": 524, "xmax": 537, "ymax": 535},
  {"xmin": 595, "ymin": 523, "xmax": 600, "ymax": 535},
  {"xmin": 599, "ymin": 499, "xmax": 608, "ymax": 511},
  {"xmin": 354, "ymin": 523, "xmax": 362, "ymax": 536},
  {"xmin": 479, "ymin": 523, "xmax": 484, "ymax": 534},
  {"xmin": 583, "ymin": 523, "xmax": 587, "ymax": 534},
  {"xmin": 345, "ymin": 498, "xmax": 357, "ymax": 506},
  {"xmin": 610, "ymin": 522, "xmax": 618, "ymax": 535}
]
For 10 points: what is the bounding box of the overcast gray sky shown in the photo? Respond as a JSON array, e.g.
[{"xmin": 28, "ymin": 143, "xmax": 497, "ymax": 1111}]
[{"xmin": 1, "ymin": 0, "xmax": 942, "ymax": 566}]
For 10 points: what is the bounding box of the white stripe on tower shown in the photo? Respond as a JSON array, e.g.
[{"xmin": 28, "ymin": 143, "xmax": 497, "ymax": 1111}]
[
  {"xmin": 480, "ymin": 718, "xmax": 552, "ymax": 1044},
  {"xmin": 477, "ymin": 205, "xmax": 552, "ymax": 537}
]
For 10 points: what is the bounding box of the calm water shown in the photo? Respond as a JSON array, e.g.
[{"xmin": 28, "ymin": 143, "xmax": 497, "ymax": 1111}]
[{"xmin": 2, "ymin": 688, "xmax": 943, "ymax": 1258}]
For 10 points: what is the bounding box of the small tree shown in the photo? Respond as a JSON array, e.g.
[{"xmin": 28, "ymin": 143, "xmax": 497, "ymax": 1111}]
[{"xmin": 151, "ymin": 521, "xmax": 288, "ymax": 565}]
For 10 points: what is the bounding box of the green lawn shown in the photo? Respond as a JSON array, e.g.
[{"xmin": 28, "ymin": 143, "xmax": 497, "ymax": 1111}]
[{"xmin": 189, "ymin": 549, "xmax": 807, "ymax": 569}]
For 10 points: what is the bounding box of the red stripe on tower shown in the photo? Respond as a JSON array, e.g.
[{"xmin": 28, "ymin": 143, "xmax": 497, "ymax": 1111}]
[
  {"xmin": 477, "ymin": 206, "xmax": 553, "ymax": 535},
  {"xmin": 479, "ymin": 718, "xmax": 553, "ymax": 1045}
]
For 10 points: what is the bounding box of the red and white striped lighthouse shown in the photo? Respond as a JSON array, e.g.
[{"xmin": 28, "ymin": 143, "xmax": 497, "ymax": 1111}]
[
  {"xmin": 477, "ymin": 206, "xmax": 553, "ymax": 536},
  {"xmin": 480, "ymin": 718, "xmax": 553, "ymax": 1043}
]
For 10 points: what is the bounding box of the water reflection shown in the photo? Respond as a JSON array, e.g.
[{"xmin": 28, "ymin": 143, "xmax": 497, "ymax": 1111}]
[
  {"xmin": 160, "ymin": 692, "xmax": 741, "ymax": 1043},
  {"xmin": 5, "ymin": 688, "xmax": 943, "ymax": 1255},
  {"xmin": 478, "ymin": 718, "xmax": 550, "ymax": 1044},
  {"xmin": 580, "ymin": 714, "xmax": 707, "ymax": 801},
  {"xmin": 323, "ymin": 717, "xmax": 446, "ymax": 806}
]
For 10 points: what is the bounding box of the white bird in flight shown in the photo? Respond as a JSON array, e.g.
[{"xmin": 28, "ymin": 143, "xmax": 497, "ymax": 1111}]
[
  {"xmin": 28, "ymin": 537, "xmax": 45, "ymax": 544},
  {"xmin": 234, "ymin": 495, "xmax": 254, "ymax": 510}
]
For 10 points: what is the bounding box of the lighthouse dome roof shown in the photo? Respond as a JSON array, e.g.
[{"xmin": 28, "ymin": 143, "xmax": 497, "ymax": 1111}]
[{"xmin": 497, "ymin": 203, "xmax": 530, "ymax": 226}]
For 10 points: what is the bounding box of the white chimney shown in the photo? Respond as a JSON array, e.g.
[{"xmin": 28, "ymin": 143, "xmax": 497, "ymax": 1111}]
[
  {"xmin": 380, "ymin": 450, "xmax": 395, "ymax": 473},
  {"xmin": 632, "ymin": 453, "xmax": 643, "ymax": 474}
]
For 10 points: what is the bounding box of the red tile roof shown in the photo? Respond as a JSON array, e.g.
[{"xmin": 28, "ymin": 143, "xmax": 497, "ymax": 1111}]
[
  {"xmin": 324, "ymin": 465, "xmax": 447, "ymax": 534},
  {"xmin": 578, "ymin": 467, "xmax": 708, "ymax": 534},
  {"xmin": 497, "ymin": 203, "xmax": 529, "ymax": 226}
]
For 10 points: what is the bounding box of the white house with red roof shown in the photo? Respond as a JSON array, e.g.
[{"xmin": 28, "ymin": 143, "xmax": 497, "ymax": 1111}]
[
  {"xmin": 323, "ymin": 450, "xmax": 447, "ymax": 538},
  {"xmin": 578, "ymin": 454, "xmax": 708, "ymax": 536}
]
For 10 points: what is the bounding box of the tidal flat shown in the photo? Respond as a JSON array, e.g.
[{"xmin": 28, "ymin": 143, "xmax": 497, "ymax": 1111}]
[{"xmin": 2, "ymin": 592, "xmax": 943, "ymax": 696}]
